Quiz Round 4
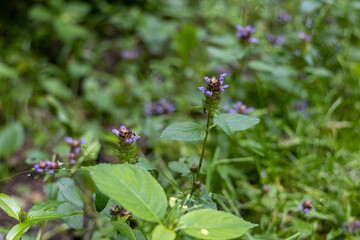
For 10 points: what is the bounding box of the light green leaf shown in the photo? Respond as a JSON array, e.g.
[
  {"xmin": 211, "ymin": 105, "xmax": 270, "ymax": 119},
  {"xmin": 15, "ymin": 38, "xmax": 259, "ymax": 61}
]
[
  {"xmin": 214, "ymin": 114, "xmax": 259, "ymax": 134},
  {"xmin": 86, "ymin": 164, "xmax": 167, "ymax": 222},
  {"xmin": 214, "ymin": 114, "xmax": 231, "ymax": 136},
  {"xmin": 56, "ymin": 178, "xmax": 84, "ymax": 229},
  {"xmin": 161, "ymin": 122, "xmax": 206, "ymax": 141},
  {"xmin": 0, "ymin": 122, "xmax": 25, "ymax": 158},
  {"xmin": 300, "ymin": 0, "xmax": 322, "ymax": 14},
  {"xmin": 248, "ymin": 61, "xmax": 273, "ymax": 72},
  {"xmin": 0, "ymin": 193, "xmax": 22, "ymax": 221},
  {"xmin": 168, "ymin": 162, "xmax": 190, "ymax": 176},
  {"xmin": 95, "ymin": 190, "xmax": 110, "ymax": 213},
  {"xmin": 176, "ymin": 23, "xmax": 197, "ymax": 65},
  {"xmin": 178, "ymin": 209, "xmax": 256, "ymax": 239},
  {"xmin": 112, "ymin": 220, "xmax": 136, "ymax": 240},
  {"xmin": 152, "ymin": 224, "xmax": 176, "ymax": 240},
  {"xmin": 5, "ymin": 222, "xmax": 32, "ymax": 240}
]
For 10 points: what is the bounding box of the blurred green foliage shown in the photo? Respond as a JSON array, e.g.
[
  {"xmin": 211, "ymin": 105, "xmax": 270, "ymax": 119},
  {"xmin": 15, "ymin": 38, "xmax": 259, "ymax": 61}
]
[{"xmin": 1, "ymin": 0, "xmax": 360, "ymax": 239}]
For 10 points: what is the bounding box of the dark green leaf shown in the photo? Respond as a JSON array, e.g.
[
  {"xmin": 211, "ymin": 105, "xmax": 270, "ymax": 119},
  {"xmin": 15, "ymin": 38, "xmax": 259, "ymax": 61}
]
[
  {"xmin": 95, "ymin": 190, "xmax": 110, "ymax": 212},
  {"xmin": 161, "ymin": 122, "xmax": 206, "ymax": 141},
  {"xmin": 86, "ymin": 164, "xmax": 167, "ymax": 222}
]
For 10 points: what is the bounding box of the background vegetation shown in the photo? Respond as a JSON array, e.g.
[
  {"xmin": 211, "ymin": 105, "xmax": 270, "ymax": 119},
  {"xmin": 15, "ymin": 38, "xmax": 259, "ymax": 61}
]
[{"xmin": 1, "ymin": 0, "xmax": 360, "ymax": 239}]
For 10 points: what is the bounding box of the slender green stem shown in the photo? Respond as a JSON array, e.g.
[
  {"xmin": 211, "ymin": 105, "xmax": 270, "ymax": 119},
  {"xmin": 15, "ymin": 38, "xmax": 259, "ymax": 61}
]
[
  {"xmin": 191, "ymin": 111, "xmax": 212, "ymax": 194},
  {"xmin": 36, "ymin": 221, "xmax": 47, "ymax": 240}
]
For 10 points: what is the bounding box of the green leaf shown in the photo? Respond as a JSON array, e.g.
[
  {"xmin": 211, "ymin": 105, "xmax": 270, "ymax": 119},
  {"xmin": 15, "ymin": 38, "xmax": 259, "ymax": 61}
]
[
  {"xmin": 178, "ymin": 209, "xmax": 256, "ymax": 239},
  {"xmin": 5, "ymin": 222, "xmax": 32, "ymax": 240},
  {"xmin": 152, "ymin": 224, "xmax": 176, "ymax": 240},
  {"xmin": 300, "ymin": 0, "xmax": 322, "ymax": 14},
  {"xmin": 112, "ymin": 220, "xmax": 136, "ymax": 240},
  {"xmin": 161, "ymin": 122, "xmax": 206, "ymax": 141},
  {"xmin": 168, "ymin": 162, "xmax": 190, "ymax": 176},
  {"xmin": 95, "ymin": 190, "xmax": 110, "ymax": 212},
  {"xmin": 0, "ymin": 122, "xmax": 25, "ymax": 157},
  {"xmin": 214, "ymin": 114, "xmax": 259, "ymax": 134},
  {"xmin": 56, "ymin": 178, "xmax": 84, "ymax": 229},
  {"xmin": 248, "ymin": 61, "xmax": 273, "ymax": 72},
  {"xmin": 0, "ymin": 193, "xmax": 22, "ymax": 221},
  {"xmin": 86, "ymin": 164, "xmax": 167, "ymax": 222},
  {"xmin": 176, "ymin": 23, "xmax": 197, "ymax": 65},
  {"xmin": 214, "ymin": 115, "xmax": 231, "ymax": 136}
]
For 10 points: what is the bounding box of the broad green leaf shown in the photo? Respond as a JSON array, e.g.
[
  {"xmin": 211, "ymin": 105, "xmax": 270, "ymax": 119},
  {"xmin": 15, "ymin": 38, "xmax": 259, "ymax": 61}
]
[
  {"xmin": 214, "ymin": 114, "xmax": 259, "ymax": 134},
  {"xmin": 23, "ymin": 210, "xmax": 67, "ymax": 224},
  {"xmin": 86, "ymin": 164, "xmax": 167, "ymax": 222},
  {"xmin": 300, "ymin": 0, "xmax": 321, "ymax": 14},
  {"xmin": 178, "ymin": 209, "xmax": 256, "ymax": 239},
  {"xmin": 168, "ymin": 162, "xmax": 190, "ymax": 176},
  {"xmin": 95, "ymin": 190, "xmax": 110, "ymax": 212},
  {"xmin": 161, "ymin": 122, "xmax": 206, "ymax": 141},
  {"xmin": 176, "ymin": 23, "xmax": 197, "ymax": 65},
  {"xmin": 0, "ymin": 122, "xmax": 25, "ymax": 158},
  {"xmin": 248, "ymin": 61, "xmax": 273, "ymax": 72},
  {"xmin": 0, "ymin": 193, "xmax": 22, "ymax": 221},
  {"xmin": 214, "ymin": 115, "xmax": 231, "ymax": 136},
  {"xmin": 56, "ymin": 178, "xmax": 84, "ymax": 229},
  {"xmin": 27, "ymin": 200, "xmax": 64, "ymax": 212},
  {"xmin": 152, "ymin": 224, "xmax": 176, "ymax": 240},
  {"xmin": 5, "ymin": 222, "xmax": 32, "ymax": 240},
  {"xmin": 136, "ymin": 157, "xmax": 158, "ymax": 172},
  {"xmin": 112, "ymin": 220, "xmax": 136, "ymax": 240}
]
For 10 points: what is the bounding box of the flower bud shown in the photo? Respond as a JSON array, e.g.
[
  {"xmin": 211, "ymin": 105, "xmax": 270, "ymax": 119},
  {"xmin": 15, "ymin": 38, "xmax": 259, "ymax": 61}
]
[{"xmin": 189, "ymin": 164, "xmax": 198, "ymax": 173}]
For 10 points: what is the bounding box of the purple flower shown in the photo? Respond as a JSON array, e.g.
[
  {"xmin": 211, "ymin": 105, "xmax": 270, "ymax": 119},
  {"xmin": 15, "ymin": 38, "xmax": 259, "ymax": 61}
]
[
  {"xmin": 199, "ymin": 73, "xmax": 229, "ymax": 97},
  {"xmin": 70, "ymin": 159, "xmax": 76, "ymax": 165},
  {"xmin": 268, "ymin": 34, "xmax": 285, "ymax": 47},
  {"xmin": 344, "ymin": 218, "xmax": 360, "ymax": 233},
  {"xmin": 298, "ymin": 32, "xmax": 311, "ymax": 42},
  {"xmin": 298, "ymin": 200, "xmax": 312, "ymax": 214},
  {"xmin": 229, "ymin": 101, "xmax": 254, "ymax": 114},
  {"xmin": 64, "ymin": 137, "xmax": 86, "ymax": 165},
  {"xmin": 277, "ymin": 11, "xmax": 292, "ymax": 24},
  {"xmin": 112, "ymin": 125, "xmax": 141, "ymax": 143},
  {"xmin": 33, "ymin": 160, "xmax": 60, "ymax": 174},
  {"xmin": 121, "ymin": 50, "xmax": 138, "ymax": 60},
  {"xmin": 306, "ymin": 17, "xmax": 312, "ymax": 28},
  {"xmin": 236, "ymin": 25, "xmax": 258, "ymax": 44},
  {"xmin": 144, "ymin": 99, "xmax": 176, "ymax": 115}
]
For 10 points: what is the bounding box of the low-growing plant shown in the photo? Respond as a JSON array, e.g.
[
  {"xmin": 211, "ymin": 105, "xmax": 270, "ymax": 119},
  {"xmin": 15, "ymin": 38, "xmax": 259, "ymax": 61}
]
[{"xmin": 1, "ymin": 73, "xmax": 260, "ymax": 240}]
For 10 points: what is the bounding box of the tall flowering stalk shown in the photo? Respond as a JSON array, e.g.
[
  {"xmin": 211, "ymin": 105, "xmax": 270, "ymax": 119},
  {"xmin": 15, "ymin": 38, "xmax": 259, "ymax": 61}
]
[
  {"xmin": 112, "ymin": 125, "xmax": 141, "ymax": 164},
  {"xmin": 192, "ymin": 73, "xmax": 229, "ymax": 193}
]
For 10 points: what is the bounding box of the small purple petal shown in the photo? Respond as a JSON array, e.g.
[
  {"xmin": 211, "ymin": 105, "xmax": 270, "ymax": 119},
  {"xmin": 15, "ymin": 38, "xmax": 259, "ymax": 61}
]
[
  {"xmin": 349, "ymin": 226, "xmax": 355, "ymax": 232},
  {"xmin": 74, "ymin": 147, "xmax": 81, "ymax": 154},
  {"xmin": 120, "ymin": 126, "xmax": 126, "ymax": 131},
  {"xmin": 356, "ymin": 221, "xmax": 360, "ymax": 227},
  {"xmin": 37, "ymin": 169, "xmax": 43, "ymax": 173},
  {"xmin": 34, "ymin": 164, "xmax": 39, "ymax": 169},
  {"xmin": 64, "ymin": 136, "xmax": 73, "ymax": 144},
  {"xmin": 236, "ymin": 25, "xmax": 243, "ymax": 31},
  {"xmin": 229, "ymin": 109, "xmax": 237, "ymax": 114},
  {"xmin": 248, "ymin": 37, "xmax": 258, "ymax": 43},
  {"xmin": 125, "ymin": 139, "xmax": 133, "ymax": 143},
  {"xmin": 344, "ymin": 222, "xmax": 349, "ymax": 227},
  {"xmin": 133, "ymin": 135, "xmax": 141, "ymax": 140},
  {"xmin": 112, "ymin": 129, "xmax": 120, "ymax": 136},
  {"xmin": 298, "ymin": 205, "xmax": 304, "ymax": 211},
  {"xmin": 80, "ymin": 138, "xmax": 86, "ymax": 145},
  {"xmin": 244, "ymin": 107, "xmax": 255, "ymax": 114},
  {"xmin": 205, "ymin": 91, "xmax": 212, "ymax": 97},
  {"xmin": 198, "ymin": 87, "xmax": 206, "ymax": 93},
  {"xmin": 199, "ymin": 187, "xmax": 205, "ymax": 191},
  {"xmin": 48, "ymin": 170, "xmax": 54, "ymax": 174},
  {"xmin": 70, "ymin": 159, "xmax": 76, "ymax": 165},
  {"xmin": 304, "ymin": 208, "xmax": 310, "ymax": 214}
]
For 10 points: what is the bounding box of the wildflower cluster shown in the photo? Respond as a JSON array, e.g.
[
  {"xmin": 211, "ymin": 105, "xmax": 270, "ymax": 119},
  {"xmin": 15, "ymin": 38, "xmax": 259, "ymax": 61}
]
[
  {"xmin": 344, "ymin": 218, "xmax": 360, "ymax": 233},
  {"xmin": 112, "ymin": 125, "xmax": 140, "ymax": 163},
  {"xmin": 121, "ymin": 50, "xmax": 138, "ymax": 60},
  {"xmin": 199, "ymin": 73, "xmax": 228, "ymax": 112},
  {"xmin": 268, "ymin": 34, "xmax": 285, "ymax": 47},
  {"xmin": 277, "ymin": 11, "xmax": 292, "ymax": 24},
  {"xmin": 109, "ymin": 205, "xmax": 133, "ymax": 221},
  {"xmin": 64, "ymin": 137, "xmax": 86, "ymax": 165},
  {"xmin": 229, "ymin": 101, "xmax": 254, "ymax": 114},
  {"xmin": 298, "ymin": 200, "xmax": 312, "ymax": 214},
  {"xmin": 144, "ymin": 98, "xmax": 176, "ymax": 115},
  {"xmin": 236, "ymin": 25, "xmax": 258, "ymax": 44},
  {"xmin": 298, "ymin": 32, "xmax": 311, "ymax": 42},
  {"xmin": 34, "ymin": 160, "xmax": 60, "ymax": 174}
]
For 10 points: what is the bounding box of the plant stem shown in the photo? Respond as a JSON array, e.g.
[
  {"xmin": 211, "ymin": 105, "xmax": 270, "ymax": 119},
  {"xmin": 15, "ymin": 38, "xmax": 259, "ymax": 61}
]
[
  {"xmin": 191, "ymin": 111, "xmax": 212, "ymax": 194},
  {"xmin": 36, "ymin": 221, "xmax": 47, "ymax": 240}
]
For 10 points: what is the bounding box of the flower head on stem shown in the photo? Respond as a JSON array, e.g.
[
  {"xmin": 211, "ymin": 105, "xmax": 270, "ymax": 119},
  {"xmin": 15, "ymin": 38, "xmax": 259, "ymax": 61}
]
[{"xmin": 112, "ymin": 125, "xmax": 141, "ymax": 163}]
